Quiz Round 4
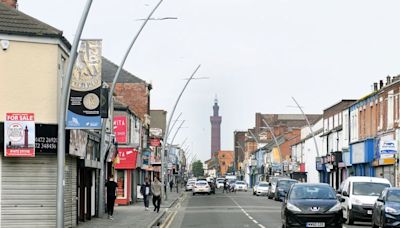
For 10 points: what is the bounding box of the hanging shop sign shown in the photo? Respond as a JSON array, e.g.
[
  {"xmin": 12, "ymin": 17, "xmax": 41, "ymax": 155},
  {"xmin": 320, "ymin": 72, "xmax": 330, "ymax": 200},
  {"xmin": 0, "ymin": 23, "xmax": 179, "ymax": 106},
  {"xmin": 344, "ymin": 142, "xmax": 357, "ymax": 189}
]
[
  {"xmin": 66, "ymin": 40, "xmax": 102, "ymax": 129},
  {"xmin": 379, "ymin": 140, "xmax": 397, "ymax": 159},
  {"xmin": 114, "ymin": 148, "xmax": 138, "ymax": 169},
  {"xmin": 114, "ymin": 116, "xmax": 127, "ymax": 144},
  {"xmin": 150, "ymin": 128, "xmax": 162, "ymax": 138},
  {"xmin": 4, "ymin": 113, "xmax": 35, "ymax": 157},
  {"xmin": 150, "ymin": 138, "xmax": 161, "ymax": 147}
]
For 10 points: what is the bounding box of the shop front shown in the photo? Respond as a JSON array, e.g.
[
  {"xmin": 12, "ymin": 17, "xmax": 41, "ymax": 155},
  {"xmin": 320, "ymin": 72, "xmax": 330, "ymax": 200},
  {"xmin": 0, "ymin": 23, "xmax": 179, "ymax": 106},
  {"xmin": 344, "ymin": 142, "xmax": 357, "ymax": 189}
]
[
  {"xmin": 349, "ymin": 139, "xmax": 375, "ymax": 177},
  {"xmin": 114, "ymin": 148, "xmax": 138, "ymax": 205}
]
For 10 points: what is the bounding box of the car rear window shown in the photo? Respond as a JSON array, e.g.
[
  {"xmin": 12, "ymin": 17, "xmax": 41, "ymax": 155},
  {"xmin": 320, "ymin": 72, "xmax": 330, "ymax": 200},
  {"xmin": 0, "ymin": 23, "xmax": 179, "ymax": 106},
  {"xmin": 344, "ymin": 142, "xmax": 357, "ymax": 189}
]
[
  {"xmin": 196, "ymin": 182, "xmax": 207, "ymax": 186},
  {"xmin": 259, "ymin": 183, "xmax": 269, "ymax": 187},
  {"xmin": 236, "ymin": 181, "xmax": 245, "ymax": 185}
]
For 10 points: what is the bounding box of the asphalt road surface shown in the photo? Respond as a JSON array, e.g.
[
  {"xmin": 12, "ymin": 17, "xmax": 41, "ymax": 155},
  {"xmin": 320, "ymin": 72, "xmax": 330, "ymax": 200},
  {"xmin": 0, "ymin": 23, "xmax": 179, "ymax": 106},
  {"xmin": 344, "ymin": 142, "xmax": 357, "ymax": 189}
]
[{"xmin": 166, "ymin": 189, "xmax": 371, "ymax": 228}]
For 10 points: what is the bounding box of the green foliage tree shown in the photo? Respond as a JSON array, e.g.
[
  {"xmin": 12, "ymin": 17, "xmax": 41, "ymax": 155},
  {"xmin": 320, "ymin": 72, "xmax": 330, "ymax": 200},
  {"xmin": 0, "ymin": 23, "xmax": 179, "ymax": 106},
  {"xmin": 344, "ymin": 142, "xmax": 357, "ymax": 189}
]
[{"xmin": 192, "ymin": 160, "xmax": 204, "ymax": 177}]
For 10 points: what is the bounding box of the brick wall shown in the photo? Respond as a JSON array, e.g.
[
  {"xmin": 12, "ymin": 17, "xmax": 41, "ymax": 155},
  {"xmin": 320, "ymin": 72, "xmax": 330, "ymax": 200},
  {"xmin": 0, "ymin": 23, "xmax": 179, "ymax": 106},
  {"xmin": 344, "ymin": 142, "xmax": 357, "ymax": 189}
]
[{"xmin": 113, "ymin": 83, "xmax": 149, "ymax": 120}]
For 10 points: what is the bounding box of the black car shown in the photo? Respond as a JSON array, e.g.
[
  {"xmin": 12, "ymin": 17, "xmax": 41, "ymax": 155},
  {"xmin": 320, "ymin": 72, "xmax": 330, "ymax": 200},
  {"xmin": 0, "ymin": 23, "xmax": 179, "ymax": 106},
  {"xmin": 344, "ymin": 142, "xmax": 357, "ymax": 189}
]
[
  {"xmin": 281, "ymin": 183, "xmax": 344, "ymax": 228},
  {"xmin": 274, "ymin": 179, "xmax": 298, "ymax": 201},
  {"xmin": 372, "ymin": 187, "xmax": 400, "ymax": 228}
]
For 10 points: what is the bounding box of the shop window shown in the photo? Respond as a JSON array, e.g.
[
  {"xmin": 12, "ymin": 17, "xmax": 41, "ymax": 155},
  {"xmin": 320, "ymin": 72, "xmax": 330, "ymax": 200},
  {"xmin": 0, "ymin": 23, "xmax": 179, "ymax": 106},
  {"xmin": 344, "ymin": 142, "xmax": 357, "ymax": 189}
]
[{"xmin": 116, "ymin": 170, "xmax": 125, "ymax": 198}]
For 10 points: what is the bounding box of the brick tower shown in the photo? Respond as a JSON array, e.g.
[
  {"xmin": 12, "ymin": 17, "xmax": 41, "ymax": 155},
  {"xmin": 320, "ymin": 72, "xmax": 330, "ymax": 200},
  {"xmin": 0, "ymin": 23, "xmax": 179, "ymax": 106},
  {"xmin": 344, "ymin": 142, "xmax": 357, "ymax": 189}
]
[{"xmin": 210, "ymin": 97, "xmax": 222, "ymax": 158}]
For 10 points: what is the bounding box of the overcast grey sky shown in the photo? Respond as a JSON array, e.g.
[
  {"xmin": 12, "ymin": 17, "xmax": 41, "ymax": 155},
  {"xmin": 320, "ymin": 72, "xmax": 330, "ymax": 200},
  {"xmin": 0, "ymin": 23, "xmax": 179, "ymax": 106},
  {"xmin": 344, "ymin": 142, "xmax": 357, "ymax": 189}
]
[{"xmin": 20, "ymin": 0, "xmax": 400, "ymax": 162}]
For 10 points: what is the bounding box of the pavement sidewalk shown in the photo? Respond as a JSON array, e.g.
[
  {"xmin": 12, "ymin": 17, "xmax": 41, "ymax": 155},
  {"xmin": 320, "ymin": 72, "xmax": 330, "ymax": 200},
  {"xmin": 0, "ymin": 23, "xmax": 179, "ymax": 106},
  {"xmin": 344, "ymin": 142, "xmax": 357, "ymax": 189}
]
[{"xmin": 77, "ymin": 189, "xmax": 183, "ymax": 228}]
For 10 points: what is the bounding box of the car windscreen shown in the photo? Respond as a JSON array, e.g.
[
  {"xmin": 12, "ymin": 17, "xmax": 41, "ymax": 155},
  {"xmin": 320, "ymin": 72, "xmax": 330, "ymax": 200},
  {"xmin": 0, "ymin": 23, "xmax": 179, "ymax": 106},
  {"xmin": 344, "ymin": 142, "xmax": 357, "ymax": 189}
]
[
  {"xmin": 353, "ymin": 182, "xmax": 390, "ymax": 196},
  {"xmin": 387, "ymin": 190, "xmax": 400, "ymax": 202},
  {"xmin": 259, "ymin": 183, "xmax": 269, "ymax": 187},
  {"xmin": 289, "ymin": 185, "xmax": 336, "ymax": 200},
  {"xmin": 278, "ymin": 180, "xmax": 297, "ymax": 189}
]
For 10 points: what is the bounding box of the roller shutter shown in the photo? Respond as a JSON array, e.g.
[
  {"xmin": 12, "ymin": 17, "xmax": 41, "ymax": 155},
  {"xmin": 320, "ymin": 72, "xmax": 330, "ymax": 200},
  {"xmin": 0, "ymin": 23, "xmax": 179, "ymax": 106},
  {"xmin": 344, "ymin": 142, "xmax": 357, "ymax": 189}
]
[{"xmin": 1, "ymin": 154, "xmax": 77, "ymax": 227}]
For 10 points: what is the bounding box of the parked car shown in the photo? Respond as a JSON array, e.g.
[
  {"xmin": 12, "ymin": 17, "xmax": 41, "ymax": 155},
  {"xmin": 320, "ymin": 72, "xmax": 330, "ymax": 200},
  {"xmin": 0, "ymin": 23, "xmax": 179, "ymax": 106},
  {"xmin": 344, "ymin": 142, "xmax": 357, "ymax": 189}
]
[
  {"xmin": 274, "ymin": 179, "xmax": 298, "ymax": 201},
  {"xmin": 339, "ymin": 176, "xmax": 391, "ymax": 225},
  {"xmin": 185, "ymin": 180, "xmax": 196, "ymax": 191},
  {"xmin": 234, "ymin": 181, "xmax": 248, "ymax": 192},
  {"xmin": 255, "ymin": 182, "xmax": 269, "ymax": 196},
  {"xmin": 192, "ymin": 180, "xmax": 211, "ymax": 195},
  {"xmin": 372, "ymin": 187, "xmax": 400, "ymax": 228},
  {"xmin": 268, "ymin": 176, "xmax": 286, "ymax": 199},
  {"xmin": 281, "ymin": 183, "xmax": 344, "ymax": 228}
]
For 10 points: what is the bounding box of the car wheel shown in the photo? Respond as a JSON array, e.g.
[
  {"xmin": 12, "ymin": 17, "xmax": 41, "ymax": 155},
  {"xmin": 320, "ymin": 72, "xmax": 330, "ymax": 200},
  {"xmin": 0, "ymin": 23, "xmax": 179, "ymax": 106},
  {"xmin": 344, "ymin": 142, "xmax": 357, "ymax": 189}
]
[
  {"xmin": 346, "ymin": 209, "xmax": 354, "ymax": 225},
  {"xmin": 193, "ymin": 193, "xmax": 195, "ymax": 196},
  {"xmin": 208, "ymin": 193, "xmax": 210, "ymax": 195}
]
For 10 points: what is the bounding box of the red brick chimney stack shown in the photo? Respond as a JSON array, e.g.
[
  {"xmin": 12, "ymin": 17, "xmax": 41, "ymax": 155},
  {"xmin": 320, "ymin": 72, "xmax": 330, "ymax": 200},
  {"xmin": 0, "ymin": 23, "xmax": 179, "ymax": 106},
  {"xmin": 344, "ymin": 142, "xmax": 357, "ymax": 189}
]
[{"xmin": 1, "ymin": 0, "xmax": 17, "ymax": 9}]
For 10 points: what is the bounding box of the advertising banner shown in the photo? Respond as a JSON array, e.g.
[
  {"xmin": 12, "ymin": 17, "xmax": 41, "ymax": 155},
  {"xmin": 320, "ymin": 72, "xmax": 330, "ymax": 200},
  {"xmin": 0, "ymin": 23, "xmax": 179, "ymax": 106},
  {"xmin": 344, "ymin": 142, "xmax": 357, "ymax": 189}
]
[
  {"xmin": 114, "ymin": 116, "xmax": 127, "ymax": 143},
  {"xmin": 66, "ymin": 40, "xmax": 102, "ymax": 129},
  {"xmin": 4, "ymin": 113, "xmax": 35, "ymax": 157},
  {"xmin": 114, "ymin": 148, "xmax": 138, "ymax": 169},
  {"xmin": 380, "ymin": 140, "xmax": 397, "ymax": 158}
]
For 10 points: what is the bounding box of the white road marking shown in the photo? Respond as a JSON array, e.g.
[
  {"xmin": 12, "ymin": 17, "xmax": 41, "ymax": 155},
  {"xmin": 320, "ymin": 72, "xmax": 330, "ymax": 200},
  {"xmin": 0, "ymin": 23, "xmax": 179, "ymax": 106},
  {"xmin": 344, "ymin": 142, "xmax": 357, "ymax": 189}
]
[{"xmin": 229, "ymin": 195, "xmax": 266, "ymax": 228}]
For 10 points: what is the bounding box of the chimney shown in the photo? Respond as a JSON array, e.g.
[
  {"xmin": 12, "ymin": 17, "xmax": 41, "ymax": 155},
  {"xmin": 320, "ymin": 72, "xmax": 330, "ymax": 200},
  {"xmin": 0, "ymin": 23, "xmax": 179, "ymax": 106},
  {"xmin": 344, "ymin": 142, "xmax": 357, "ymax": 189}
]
[
  {"xmin": 373, "ymin": 82, "xmax": 378, "ymax": 91},
  {"xmin": 386, "ymin": 75, "xmax": 391, "ymax": 85},
  {"xmin": 379, "ymin": 80, "xmax": 384, "ymax": 89},
  {"xmin": 0, "ymin": 0, "xmax": 17, "ymax": 8}
]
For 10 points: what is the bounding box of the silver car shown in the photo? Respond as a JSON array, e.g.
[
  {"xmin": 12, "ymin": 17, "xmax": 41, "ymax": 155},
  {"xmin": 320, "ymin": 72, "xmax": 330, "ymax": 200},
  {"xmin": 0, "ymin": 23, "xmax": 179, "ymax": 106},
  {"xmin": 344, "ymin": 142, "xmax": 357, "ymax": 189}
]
[
  {"xmin": 255, "ymin": 182, "xmax": 269, "ymax": 196},
  {"xmin": 185, "ymin": 181, "xmax": 195, "ymax": 191},
  {"xmin": 192, "ymin": 181, "xmax": 211, "ymax": 195}
]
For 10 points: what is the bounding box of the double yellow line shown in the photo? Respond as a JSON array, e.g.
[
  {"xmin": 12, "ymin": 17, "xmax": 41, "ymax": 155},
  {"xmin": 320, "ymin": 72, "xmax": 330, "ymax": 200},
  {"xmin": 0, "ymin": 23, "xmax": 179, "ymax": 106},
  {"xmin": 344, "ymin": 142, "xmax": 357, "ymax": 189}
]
[{"xmin": 161, "ymin": 193, "xmax": 186, "ymax": 228}]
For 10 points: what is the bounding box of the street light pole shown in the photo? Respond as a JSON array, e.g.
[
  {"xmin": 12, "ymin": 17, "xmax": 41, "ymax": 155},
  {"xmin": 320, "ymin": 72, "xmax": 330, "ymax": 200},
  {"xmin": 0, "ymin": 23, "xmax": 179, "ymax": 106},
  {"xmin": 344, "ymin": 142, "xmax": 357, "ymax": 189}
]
[
  {"xmin": 56, "ymin": 1, "xmax": 93, "ymax": 227},
  {"xmin": 167, "ymin": 112, "xmax": 183, "ymax": 136},
  {"xmin": 291, "ymin": 96, "xmax": 320, "ymax": 157},
  {"xmin": 161, "ymin": 64, "xmax": 201, "ymax": 201},
  {"xmin": 98, "ymin": 0, "xmax": 165, "ymax": 216}
]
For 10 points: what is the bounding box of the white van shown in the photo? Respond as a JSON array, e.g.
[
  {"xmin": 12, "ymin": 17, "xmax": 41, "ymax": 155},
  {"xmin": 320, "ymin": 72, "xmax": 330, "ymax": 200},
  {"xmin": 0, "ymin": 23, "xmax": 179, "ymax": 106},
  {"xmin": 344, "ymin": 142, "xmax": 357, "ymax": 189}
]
[{"xmin": 339, "ymin": 176, "xmax": 391, "ymax": 225}]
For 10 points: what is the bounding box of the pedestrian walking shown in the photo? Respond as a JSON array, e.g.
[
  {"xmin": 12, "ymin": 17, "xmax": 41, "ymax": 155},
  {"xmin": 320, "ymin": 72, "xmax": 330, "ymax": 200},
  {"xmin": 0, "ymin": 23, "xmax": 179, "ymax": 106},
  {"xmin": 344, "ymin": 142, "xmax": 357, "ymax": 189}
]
[
  {"xmin": 176, "ymin": 179, "xmax": 179, "ymax": 193},
  {"xmin": 140, "ymin": 177, "xmax": 151, "ymax": 211},
  {"xmin": 105, "ymin": 176, "xmax": 118, "ymax": 220},
  {"xmin": 169, "ymin": 179, "xmax": 174, "ymax": 192},
  {"xmin": 223, "ymin": 179, "xmax": 227, "ymax": 193},
  {"xmin": 152, "ymin": 176, "xmax": 162, "ymax": 213}
]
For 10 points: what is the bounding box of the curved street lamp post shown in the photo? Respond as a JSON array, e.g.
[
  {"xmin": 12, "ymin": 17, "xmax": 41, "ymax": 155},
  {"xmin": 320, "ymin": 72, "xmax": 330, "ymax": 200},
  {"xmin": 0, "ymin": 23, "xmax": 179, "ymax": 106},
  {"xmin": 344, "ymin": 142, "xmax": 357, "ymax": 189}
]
[
  {"xmin": 161, "ymin": 65, "xmax": 202, "ymax": 201},
  {"xmin": 56, "ymin": 1, "xmax": 93, "ymax": 227},
  {"xmin": 98, "ymin": 0, "xmax": 166, "ymax": 216}
]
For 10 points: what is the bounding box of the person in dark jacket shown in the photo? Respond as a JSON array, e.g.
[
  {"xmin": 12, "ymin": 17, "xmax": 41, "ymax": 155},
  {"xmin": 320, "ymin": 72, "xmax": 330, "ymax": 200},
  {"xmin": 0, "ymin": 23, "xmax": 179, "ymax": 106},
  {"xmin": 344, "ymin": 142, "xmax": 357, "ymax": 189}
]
[
  {"xmin": 140, "ymin": 177, "xmax": 151, "ymax": 211},
  {"xmin": 105, "ymin": 176, "xmax": 118, "ymax": 220},
  {"xmin": 169, "ymin": 179, "xmax": 174, "ymax": 192}
]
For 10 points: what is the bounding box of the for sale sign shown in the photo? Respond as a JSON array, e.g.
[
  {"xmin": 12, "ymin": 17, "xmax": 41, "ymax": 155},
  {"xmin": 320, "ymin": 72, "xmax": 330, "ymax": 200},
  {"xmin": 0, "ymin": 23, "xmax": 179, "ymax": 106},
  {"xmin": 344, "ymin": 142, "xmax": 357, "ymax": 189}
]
[{"xmin": 4, "ymin": 113, "xmax": 35, "ymax": 157}]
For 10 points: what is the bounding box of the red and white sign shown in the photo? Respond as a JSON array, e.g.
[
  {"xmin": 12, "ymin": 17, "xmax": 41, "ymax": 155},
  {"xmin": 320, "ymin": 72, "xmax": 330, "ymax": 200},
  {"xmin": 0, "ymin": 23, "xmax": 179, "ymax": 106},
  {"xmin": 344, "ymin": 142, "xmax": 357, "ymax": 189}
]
[
  {"xmin": 114, "ymin": 116, "xmax": 127, "ymax": 143},
  {"xmin": 150, "ymin": 138, "xmax": 161, "ymax": 147},
  {"xmin": 4, "ymin": 113, "xmax": 35, "ymax": 157},
  {"xmin": 114, "ymin": 148, "xmax": 138, "ymax": 169}
]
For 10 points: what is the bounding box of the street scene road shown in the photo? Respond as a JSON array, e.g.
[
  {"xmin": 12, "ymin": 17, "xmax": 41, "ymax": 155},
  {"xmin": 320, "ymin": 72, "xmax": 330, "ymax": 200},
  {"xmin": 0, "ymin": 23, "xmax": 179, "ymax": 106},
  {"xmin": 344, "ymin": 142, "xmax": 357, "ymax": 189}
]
[
  {"xmin": 3, "ymin": 1, "xmax": 400, "ymax": 227},
  {"xmin": 167, "ymin": 190, "xmax": 371, "ymax": 228}
]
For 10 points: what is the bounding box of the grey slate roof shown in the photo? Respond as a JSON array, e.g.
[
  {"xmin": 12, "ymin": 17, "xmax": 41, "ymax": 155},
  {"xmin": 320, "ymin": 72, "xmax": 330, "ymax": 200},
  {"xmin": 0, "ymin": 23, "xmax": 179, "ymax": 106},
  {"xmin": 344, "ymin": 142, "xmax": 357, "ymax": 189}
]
[
  {"xmin": 102, "ymin": 57, "xmax": 145, "ymax": 84},
  {"xmin": 0, "ymin": 3, "xmax": 71, "ymax": 48}
]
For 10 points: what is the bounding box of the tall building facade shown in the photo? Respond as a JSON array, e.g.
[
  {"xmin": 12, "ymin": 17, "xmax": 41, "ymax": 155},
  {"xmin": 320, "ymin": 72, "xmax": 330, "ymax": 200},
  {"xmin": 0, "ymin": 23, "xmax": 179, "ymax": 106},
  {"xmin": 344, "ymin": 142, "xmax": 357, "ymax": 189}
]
[{"xmin": 210, "ymin": 98, "xmax": 222, "ymax": 157}]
